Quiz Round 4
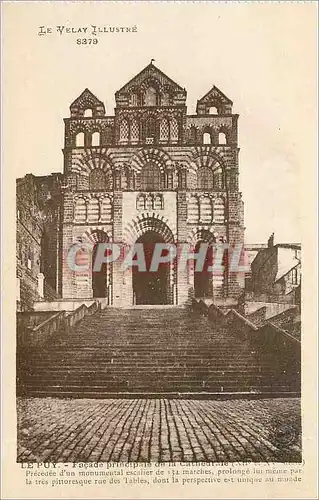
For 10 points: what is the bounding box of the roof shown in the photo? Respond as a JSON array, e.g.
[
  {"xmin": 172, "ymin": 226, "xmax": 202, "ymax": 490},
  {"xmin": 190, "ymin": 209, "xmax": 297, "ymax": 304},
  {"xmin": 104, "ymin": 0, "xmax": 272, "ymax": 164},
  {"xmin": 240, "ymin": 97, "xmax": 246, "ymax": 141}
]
[
  {"xmin": 275, "ymin": 243, "xmax": 301, "ymax": 250},
  {"xmin": 70, "ymin": 88, "xmax": 104, "ymax": 109},
  {"xmin": 275, "ymin": 246, "xmax": 301, "ymax": 282},
  {"xmin": 275, "ymin": 262, "xmax": 300, "ymax": 283},
  {"xmin": 115, "ymin": 62, "xmax": 185, "ymax": 95},
  {"xmin": 197, "ymin": 85, "xmax": 233, "ymax": 105}
]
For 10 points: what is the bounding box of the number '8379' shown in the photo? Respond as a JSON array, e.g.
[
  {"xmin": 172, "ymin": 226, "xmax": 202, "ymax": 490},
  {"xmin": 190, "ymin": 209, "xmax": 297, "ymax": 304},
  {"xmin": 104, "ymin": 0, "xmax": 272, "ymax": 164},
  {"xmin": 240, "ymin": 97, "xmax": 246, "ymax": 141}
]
[{"xmin": 77, "ymin": 39, "xmax": 98, "ymax": 45}]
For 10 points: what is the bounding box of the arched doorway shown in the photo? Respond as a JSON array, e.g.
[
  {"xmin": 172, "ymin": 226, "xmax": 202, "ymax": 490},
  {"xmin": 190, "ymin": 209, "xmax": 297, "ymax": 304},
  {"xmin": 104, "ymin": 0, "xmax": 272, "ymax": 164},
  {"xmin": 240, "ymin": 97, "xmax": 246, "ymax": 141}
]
[
  {"xmin": 194, "ymin": 241, "xmax": 214, "ymax": 299},
  {"xmin": 89, "ymin": 229, "xmax": 109, "ymax": 299},
  {"xmin": 133, "ymin": 231, "xmax": 171, "ymax": 305},
  {"xmin": 92, "ymin": 244, "xmax": 108, "ymax": 298}
]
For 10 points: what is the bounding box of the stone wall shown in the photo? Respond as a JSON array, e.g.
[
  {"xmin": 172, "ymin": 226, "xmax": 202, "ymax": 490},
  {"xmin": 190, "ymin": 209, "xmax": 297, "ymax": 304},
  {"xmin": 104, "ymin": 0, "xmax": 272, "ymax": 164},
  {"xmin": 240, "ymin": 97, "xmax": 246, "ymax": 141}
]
[{"xmin": 16, "ymin": 174, "xmax": 62, "ymax": 311}]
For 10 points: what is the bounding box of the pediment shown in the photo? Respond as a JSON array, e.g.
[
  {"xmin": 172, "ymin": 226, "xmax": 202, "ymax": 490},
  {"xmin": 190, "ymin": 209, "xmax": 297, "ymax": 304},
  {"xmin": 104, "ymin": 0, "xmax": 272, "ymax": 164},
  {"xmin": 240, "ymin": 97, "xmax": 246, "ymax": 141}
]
[
  {"xmin": 70, "ymin": 89, "xmax": 105, "ymax": 117},
  {"xmin": 196, "ymin": 85, "xmax": 233, "ymax": 114},
  {"xmin": 198, "ymin": 86, "xmax": 233, "ymax": 106},
  {"xmin": 115, "ymin": 63, "xmax": 186, "ymax": 98}
]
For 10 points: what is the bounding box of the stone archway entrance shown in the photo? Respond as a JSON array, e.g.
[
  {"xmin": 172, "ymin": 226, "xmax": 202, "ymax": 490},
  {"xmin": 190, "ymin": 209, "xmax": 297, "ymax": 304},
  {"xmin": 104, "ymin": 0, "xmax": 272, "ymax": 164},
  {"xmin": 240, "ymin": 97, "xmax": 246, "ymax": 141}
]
[
  {"xmin": 133, "ymin": 231, "xmax": 171, "ymax": 305},
  {"xmin": 92, "ymin": 244, "xmax": 108, "ymax": 298},
  {"xmin": 124, "ymin": 215, "xmax": 176, "ymax": 306},
  {"xmin": 194, "ymin": 241, "xmax": 214, "ymax": 298},
  {"xmin": 90, "ymin": 229, "xmax": 109, "ymax": 299}
]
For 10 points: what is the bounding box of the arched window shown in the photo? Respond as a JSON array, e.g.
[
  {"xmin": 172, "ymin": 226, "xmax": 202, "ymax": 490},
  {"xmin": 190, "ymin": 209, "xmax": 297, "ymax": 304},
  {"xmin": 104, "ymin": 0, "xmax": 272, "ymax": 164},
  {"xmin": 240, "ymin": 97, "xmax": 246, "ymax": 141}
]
[
  {"xmin": 214, "ymin": 197, "xmax": 225, "ymax": 223},
  {"xmin": 74, "ymin": 198, "xmax": 86, "ymax": 223},
  {"xmin": 198, "ymin": 167, "xmax": 214, "ymax": 190},
  {"xmin": 92, "ymin": 131, "xmax": 100, "ymax": 146},
  {"xmin": 144, "ymin": 86, "xmax": 157, "ymax": 106},
  {"xmin": 131, "ymin": 119, "xmax": 139, "ymax": 143},
  {"xmin": 136, "ymin": 194, "xmax": 146, "ymax": 210},
  {"xmin": 203, "ymin": 132, "xmax": 211, "ymax": 145},
  {"xmin": 219, "ymin": 132, "xmax": 227, "ymax": 145},
  {"xmin": 170, "ymin": 118, "xmax": 179, "ymax": 142},
  {"xmin": 87, "ymin": 198, "xmax": 99, "ymax": 223},
  {"xmin": 140, "ymin": 163, "xmax": 161, "ymax": 190},
  {"xmin": 187, "ymin": 196, "xmax": 199, "ymax": 223},
  {"xmin": 119, "ymin": 119, "xmax": 129, "ymax": 143},
  {"xmin": 200, "ymin": 196, "xmax": 213, "ymax": 224},
  {"xmin": 159, "ymin": 118, "xmax": 169, "ymax": 141},
  {"xmin": 153, "ymin": 194, "xmax": 163, "ymax": 210},
  {"xmin": 75, "ymin": 132, "xmax": 85, "ymax": 147},
  {"xmin": 89, "ymin": 169, "xmax": 105, "ymax": 191},
  {"xmin": 84, "ymin": 108, "xmax": 93, "ymax": 117},
  {"xmin": 209, "ymin": 106, "xmax": 218, "ymax": 114},
  {"xmin": 100, "ymin": 197, "xmax": 112, "ymax": 223},
  {"xmin": 145, "ymin": 118, "xmax": 156, "ymax": 141}
]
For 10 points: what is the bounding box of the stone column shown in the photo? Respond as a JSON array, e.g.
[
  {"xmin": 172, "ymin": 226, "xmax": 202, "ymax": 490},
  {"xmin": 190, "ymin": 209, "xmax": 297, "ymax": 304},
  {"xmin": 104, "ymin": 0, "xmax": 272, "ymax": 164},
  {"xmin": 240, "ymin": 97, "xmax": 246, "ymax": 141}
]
[
  {"xmin": 176, "ymin": 191, "xmax": 191, "ymax": 305},
  {"xmin": 112, "ymin": 191, "xmax": 123, "ymax": 305},
  {"xmin": 37, "ymin": 273, "xmax": 44, "ymax": 299}
]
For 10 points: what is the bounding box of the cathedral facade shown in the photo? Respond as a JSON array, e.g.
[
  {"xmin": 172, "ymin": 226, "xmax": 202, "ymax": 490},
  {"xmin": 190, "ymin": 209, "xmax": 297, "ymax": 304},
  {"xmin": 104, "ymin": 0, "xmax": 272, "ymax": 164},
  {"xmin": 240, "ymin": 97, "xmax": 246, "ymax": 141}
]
[{"xmin": 60, "ymin": 62, "xmax": 244, "ymax": 306}]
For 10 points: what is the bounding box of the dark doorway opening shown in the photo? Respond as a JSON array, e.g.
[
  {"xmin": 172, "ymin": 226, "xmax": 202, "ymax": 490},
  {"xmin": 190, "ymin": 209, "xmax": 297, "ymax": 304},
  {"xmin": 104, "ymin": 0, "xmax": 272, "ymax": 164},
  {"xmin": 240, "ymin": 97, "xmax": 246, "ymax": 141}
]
[
  {"xmin": 133, "ymin": 231, "xmax": 171, "ymax": 305},
  {"xmin": 194, "ymin": 242, "xmax": 214, "ymax": 298},
  {"xmin": 92, "ymin": 243, "xmax": 107, "ymax": 298}
]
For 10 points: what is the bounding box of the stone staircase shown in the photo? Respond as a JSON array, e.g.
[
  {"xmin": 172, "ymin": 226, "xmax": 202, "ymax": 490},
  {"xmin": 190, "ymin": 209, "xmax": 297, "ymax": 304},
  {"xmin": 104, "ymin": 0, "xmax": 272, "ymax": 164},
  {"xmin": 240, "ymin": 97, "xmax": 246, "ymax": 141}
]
[{"xmin": 17, "ymin": 307, "xmax": 299, "ymax": 398}]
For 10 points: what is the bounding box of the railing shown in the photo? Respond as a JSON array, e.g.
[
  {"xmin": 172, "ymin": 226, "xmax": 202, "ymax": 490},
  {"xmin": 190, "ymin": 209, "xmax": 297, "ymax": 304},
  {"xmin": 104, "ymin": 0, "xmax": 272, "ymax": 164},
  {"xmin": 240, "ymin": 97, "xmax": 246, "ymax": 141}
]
[
  {"xmin": 17, "ymin": 311, "xmax": 53, "ymax": 331},
  {"xmin": 265, "ymin": 321, "xmax": 301, "ymax": 347},
  {"xmin": 192, "ymin": 298, "xmax": 301, "ymax": 388},
  {"xmin": 255, "ymin": 322, "xmax": 301, "ymax": 391},
  {"xmin": 225, "ymin": 309, "xmax": 259, "ymax": 338},
  {"xmin": 207, "ymin": 302, "xmax": 229, "ymax": 322},
  {"xmin": 17, "ymin": 301, "xmax": 100, "ymax": 348},
  {"xmin": 18, "ymin": 311, "xmax": 66, "ymax": 348},
  {"xmin": 65, "ymin": 301, "xmax": 99, "ymax": 329},
  {"xmin": 191, "ymin": 298, "xmax": 209, "ymax": 316}
]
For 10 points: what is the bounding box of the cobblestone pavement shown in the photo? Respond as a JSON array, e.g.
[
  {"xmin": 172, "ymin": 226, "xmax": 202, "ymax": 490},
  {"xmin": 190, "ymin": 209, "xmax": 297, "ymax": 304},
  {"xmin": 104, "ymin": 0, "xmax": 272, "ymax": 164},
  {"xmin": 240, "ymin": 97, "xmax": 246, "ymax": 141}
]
[{"xmin": 17, "ymin": 398, "xmax": 301, "ymax": 463}]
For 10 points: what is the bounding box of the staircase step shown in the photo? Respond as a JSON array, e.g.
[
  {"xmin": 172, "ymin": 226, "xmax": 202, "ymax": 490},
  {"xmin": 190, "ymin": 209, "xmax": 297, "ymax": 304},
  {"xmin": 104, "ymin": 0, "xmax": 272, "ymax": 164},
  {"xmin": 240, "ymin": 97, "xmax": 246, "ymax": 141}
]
[{"xmin": 17, "ymin": 307, "xmax": 299, "ymax": 397}]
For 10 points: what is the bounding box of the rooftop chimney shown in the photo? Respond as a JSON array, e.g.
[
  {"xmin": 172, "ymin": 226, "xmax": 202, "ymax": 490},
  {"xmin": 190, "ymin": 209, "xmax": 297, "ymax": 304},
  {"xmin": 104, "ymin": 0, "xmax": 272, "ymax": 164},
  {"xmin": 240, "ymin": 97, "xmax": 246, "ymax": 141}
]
[{"xmin": 268, "ymin": 232, "xmax": 275, "ymax": 248}]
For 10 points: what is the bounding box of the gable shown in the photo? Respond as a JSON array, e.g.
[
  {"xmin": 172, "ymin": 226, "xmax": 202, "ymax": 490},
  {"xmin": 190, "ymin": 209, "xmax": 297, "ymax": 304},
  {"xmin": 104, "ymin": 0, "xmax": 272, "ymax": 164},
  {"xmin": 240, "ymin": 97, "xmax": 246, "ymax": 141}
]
[
  {"xmin": 115, "ymin": 62, "xmax": 187, "ymax": 107},
  {"xmin": 116, "ymin": 62, "xmax": 185, "ymax": 94},
  {"xmin": 198, "ymin": 86, "xmax": 233, "ymax": 105},
  {"xmin": 196, "ymin": 86, "xmax": 233, "ymax": 114},
  {"xmin": 70, "ymin": 89, "xmax": 105, "ymax": 117}
]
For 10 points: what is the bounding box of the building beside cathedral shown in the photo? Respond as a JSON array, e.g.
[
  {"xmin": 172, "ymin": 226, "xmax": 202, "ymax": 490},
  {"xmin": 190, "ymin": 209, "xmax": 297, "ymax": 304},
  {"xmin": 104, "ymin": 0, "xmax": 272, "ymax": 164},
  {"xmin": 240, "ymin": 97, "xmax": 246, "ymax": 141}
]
[
  {"xmin": 17, "ymin": 62, "xmax": 245, "ymax": 309},
  {"xmin": 16, "ymin": 173, "xmax": 62, "ymax": 311}
]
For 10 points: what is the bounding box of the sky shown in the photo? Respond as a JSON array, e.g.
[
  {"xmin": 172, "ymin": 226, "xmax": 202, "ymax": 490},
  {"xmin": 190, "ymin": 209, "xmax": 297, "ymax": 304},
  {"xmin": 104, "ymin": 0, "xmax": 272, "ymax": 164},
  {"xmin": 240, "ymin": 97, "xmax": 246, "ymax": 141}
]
[{"xmin": 3, "ymin": 1, "xmax": 317, "ymax": 244}]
